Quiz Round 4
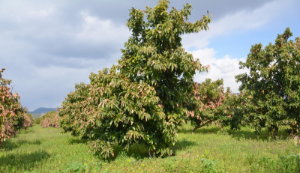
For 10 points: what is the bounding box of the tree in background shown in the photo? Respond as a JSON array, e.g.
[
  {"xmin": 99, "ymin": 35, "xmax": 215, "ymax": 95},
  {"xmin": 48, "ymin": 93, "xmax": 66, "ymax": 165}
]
[
  {"xmin": 9, "ymin": 106, "xmax": 34, "ymax": 132},
  {"xmin": 226, "ymin": 91, "xmax": 252, "ymax": 131},
  {"xmin": 186, "ymin": 79, "xmax": 233, "ymax": 132},
  {"xmin": 39, "ymin": 110, "xmax": 60, "ymax": 128},
  {"xmin": 59, "ymin": 0, "xmax": 213, "ymax": 158},
  {"xmin": 235, "ymin": 27, "xmax": 300, "ymax": 137},
  {"xmin": 59, "ymin": 82, "xmax": 92, "ymax": 139}
]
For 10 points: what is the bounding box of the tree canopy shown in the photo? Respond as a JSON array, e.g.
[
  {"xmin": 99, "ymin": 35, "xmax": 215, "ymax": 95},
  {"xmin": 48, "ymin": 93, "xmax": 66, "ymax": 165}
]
[
  {"xmin": 59, "ymin": 0, "xmax": 213, "ymax": 158},
  {"xmin": 235, "ymin": 27, "xmax": 300, "ymax": 137}
]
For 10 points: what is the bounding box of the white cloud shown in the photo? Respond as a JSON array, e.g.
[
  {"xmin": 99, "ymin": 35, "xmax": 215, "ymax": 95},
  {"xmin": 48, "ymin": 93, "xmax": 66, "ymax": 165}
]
[
  {"xmin": 75, "ymin": 11, "xmax": 130, "ymax": 44},
  {"xmin": 182, "ymin": 0, "xmax": 295, "ymax": 49},
  {"xmin": 28, "ymin": 8, "xmax": 54, "ymax": 18},
  {"xmin": 183, "ymin": 0, "xmax": 297, "ymax": 93},
  {"xmin": 0, "ymin": 1, "xmax": 55, "ymax": 23},
  {"xmin": 190, "ymin": 48, "xmax": 249, "ymax": 93}
]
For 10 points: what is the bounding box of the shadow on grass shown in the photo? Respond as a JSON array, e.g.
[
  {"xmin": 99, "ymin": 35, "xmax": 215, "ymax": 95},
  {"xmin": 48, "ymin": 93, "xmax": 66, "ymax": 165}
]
[
  {"xmin": 172, "ymin": 138, "xmax": 196, "ymax": 151},
  {"xmin": 105, "ymin": 138, "xmax": 197, "ymax": 162},
  {"xmin": 230, "ymin": 128, "xmax": 291, "ymax": 141},
  {"xmin": 19, "ymin": 128, "xmax": 35, "ymax": 134},
  {"xmin": 179, "ymin": 124, "xmax": 291, "ymax": 141},
  {"xmin": 179, "ymin": 126, "xmax": 221, "ymax": 134},
  {"xmin": 1, "ymin": 139, "xmax": 42, "ymax": 151},
  {"xmin": 68, "ymin": 138, "xmax": 88, "ymax": 145},
  {"xmin": 0, "ymin": 150, "xmax": 50, "ymax": 170}
]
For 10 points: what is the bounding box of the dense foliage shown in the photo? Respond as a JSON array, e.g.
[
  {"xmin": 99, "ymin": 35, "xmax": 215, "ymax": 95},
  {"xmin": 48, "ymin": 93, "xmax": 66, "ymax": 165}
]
[
  {"xmin": 118, "ymin": 0, "xmax": 212, "ymax": 124},
  {"xmin": 0, "ymin": 68, "xmax": 33, "ymax": 147},
  {"xmin": 60, "ymin": 67, "xmax": 171, "ymax": 158},
  {"xmin": 3, "ymin": 106, "xmax": 34, "ymax": 141},
  {"xmin": 9, "ymin": 106, "xmax": 34, "ymax": 131},
  {"xmin": 59, "ymin": 0, "xmax": 213, "ymax": 158},
  {"xmin": 38, "ymin": 110, "xmax": 60, "ymax": 128},
  {"xmin": 235, "ymin": 27, "xmax": 300, "ymax": 137},
  {"xmin": 186, "ymin": 79, "xmax": 234, "ymax": 132}
]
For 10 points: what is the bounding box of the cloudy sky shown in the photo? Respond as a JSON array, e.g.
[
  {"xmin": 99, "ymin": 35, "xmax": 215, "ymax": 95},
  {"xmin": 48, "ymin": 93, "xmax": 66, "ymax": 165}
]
[{"xmin": 1, "ymin": 0, "xmax": 299, "ymax": 111}]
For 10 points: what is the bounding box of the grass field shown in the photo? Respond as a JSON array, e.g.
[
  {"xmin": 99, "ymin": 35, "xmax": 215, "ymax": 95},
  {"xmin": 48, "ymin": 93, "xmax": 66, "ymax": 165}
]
[{"xmin": 1, "ymin": 123, "xmax": 300, "ymax": 173}]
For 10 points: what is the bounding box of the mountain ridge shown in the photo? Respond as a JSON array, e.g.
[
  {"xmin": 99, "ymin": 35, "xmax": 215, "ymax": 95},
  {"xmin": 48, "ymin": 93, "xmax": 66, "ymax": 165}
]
[{"xmin": 29, "ymin": 107, "xmax": 57, "ymax": 114}]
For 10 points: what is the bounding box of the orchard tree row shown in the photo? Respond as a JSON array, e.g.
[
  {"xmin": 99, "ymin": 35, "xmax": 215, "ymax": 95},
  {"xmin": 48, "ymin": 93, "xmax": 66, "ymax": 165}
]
[
  {"xmin": 0, "ymin": 68, "xmax": 34, "ymax": 147},
  {"xmin": 58, "ymin": 0, "xmax": 300, "ymax": 159},
  {"xmin": 34, "ymin": 110, "xmax": 60, "ymax": 128}
]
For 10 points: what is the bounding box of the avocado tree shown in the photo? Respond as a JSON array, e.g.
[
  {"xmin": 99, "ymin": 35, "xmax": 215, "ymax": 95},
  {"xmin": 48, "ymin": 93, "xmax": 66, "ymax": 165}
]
[
  {"xmin": 235, "ymin": 28, "xmax": 300, "ymax": 137},
  {"xmin": 60, "ymin": 66, "xmax": 170, "ymax": 158},
  {"xmin": 59, "ymin": 0, "xmax": 213, "ymax": 158},
  {"xmin": 186, "ymin": 78, "xmax": 233, "ymax": 132},
  {"xmin": 118, "ymin": 0, "xmax": 212, "ymax": 134}
]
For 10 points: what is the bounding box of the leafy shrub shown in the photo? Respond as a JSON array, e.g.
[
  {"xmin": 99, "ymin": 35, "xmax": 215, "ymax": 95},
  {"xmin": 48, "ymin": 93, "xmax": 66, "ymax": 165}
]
[
  {"xmin": 63, "ymin": 162, "xmax": 88, "ymax": 173},
  {"xmin": 34, "ymin": 117, "xmax": 41, "ymax": 124}
]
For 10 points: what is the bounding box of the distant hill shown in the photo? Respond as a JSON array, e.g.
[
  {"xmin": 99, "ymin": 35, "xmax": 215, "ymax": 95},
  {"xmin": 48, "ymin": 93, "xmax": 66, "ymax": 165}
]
[
  {"xmin": 29, "ymin": 107, "xmax": 57, "ymax": 118},
  {"xmin": 30, "ymin": 107, "xmax": 57, "ymax": 114},
  {"xmin": 30, "ymin": 113, "xmax": 43, "ymax": 119}
]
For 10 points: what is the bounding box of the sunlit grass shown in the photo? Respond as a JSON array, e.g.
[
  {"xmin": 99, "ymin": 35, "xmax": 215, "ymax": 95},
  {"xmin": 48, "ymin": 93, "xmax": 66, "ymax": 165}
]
[{"xmin": 1, "ymin": 124, "xmax": 299, "ymax": 172}]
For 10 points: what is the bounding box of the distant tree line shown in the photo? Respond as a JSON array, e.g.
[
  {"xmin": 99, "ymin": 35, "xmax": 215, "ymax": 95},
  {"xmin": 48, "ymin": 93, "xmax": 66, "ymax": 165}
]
[{"xmin": 34, "ymin": 110, "xmax": 60, "ymax": 128}]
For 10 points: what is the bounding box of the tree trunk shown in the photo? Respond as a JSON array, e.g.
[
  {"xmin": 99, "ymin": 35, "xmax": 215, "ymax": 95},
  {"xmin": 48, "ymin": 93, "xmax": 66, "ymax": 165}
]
[
  {"xmin": 273, "ymin": 126, "xmax": 278, "ymax": 138},
  {"xmin": 192, "ymin": 120, "xmax": 217, "ymax": 133},
  {"xmin": 148, "ymin": 149, "xmax": 156, "ymax": 158},
  {"xmin": 268, "ymin": 127, "xmax": 272, "ymax": 136}
]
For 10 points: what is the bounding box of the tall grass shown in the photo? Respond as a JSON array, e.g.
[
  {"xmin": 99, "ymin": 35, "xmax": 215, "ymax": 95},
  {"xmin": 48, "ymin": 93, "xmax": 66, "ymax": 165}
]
[{"xmin": 1, "ymin": 124, "xmax": 299, "ymax": 172}]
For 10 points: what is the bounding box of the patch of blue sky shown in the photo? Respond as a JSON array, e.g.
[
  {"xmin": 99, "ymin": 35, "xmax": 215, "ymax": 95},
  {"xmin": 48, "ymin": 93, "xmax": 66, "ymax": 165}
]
[{"xmin": 195, "ymin": 13, "xmax": 300, "ymax": 61}]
